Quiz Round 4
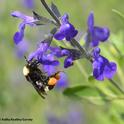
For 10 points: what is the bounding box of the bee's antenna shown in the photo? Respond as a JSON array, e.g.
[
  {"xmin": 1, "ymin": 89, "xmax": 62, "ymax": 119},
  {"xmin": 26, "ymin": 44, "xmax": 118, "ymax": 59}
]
[
  {"xmin": 33, "ymin": 60, "xmax": 40, "ymax": 66},
  {"xmin": 24, "ymin": 56, "xmax": 29, "ymax": 63}
]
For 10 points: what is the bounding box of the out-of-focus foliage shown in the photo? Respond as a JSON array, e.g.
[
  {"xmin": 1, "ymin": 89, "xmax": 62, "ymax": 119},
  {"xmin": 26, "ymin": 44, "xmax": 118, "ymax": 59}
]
[{"xmin": 0, "ymin": 0, "xmax": 124, "ymax": 124}]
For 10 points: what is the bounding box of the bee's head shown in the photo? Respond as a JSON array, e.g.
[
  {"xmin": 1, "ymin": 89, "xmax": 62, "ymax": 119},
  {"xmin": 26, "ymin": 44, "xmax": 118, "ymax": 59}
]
[
  {"xmin": 24, "ymin": 56, "xmax": 39, "ymax": 68},
  {"xmin": 23, "ymin": 56, "xmax": 39, "ymax": 76}
]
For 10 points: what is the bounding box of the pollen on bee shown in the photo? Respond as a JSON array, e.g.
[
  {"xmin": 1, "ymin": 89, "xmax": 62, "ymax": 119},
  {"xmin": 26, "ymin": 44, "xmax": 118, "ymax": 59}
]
[
  {"xmin": 23, "ymin": 66, "xmax": 29, "ymax": 76},
  {"xmin": 55, "ymin": 73, "xmax": 60, "ymax": 80},
  {"xmin": 48, "ymin": 77, "xmax": 57, "ymax": 86}
]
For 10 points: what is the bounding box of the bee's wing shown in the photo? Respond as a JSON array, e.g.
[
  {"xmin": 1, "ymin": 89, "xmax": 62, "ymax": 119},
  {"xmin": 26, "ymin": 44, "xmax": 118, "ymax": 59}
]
[
  {"xmin": 31, "ymin": 82, "xmax": 46, "ymax": 99},
  {"xmin": 28, "ymin": 77, "xmax": 46, "ymax": 99}
]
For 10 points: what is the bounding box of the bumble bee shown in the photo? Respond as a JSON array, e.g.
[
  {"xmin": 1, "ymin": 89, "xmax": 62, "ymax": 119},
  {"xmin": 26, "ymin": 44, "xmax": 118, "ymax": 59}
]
[{"xmin": 23, "ymin": 56, "xmax": 60, "ymax": 99}]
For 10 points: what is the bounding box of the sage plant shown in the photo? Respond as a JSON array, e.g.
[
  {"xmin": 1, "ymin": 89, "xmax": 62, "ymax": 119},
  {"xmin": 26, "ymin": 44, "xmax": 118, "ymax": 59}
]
[{"xmin": 11, "ymin": 0, "xmax": 124, "ymax": 94}]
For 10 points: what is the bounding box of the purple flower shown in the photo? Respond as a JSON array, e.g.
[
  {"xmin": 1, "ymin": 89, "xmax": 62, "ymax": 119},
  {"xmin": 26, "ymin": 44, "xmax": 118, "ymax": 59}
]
[
  {"xmin": 39, "ymin": 54, "xmax": 59, "ymax": 66},
  {"xmin": 43, "ymin": 65, "xmax": 56, "ymax": 76},
  {"xmin": 11, "ymin": 11, "xmax": 37, "ymax": 44},
  {"xmin": 92, "ymin": 48, "xmax": 117, "ymax": 81},
  {"xmin": 54, "ymin": 13, "xmax": 78, "ymax": 41},
  {"xmin": 28, "ymin": 41, "xmax": 50, "ymax": 61},
  {"xmin": 28, "ymin": 41, "xmax": 59, "ymax": 66},
  {"xmin": 50, "ymin": 47, "xmax": 82, "ymax": 68},
  {"xmin": 87, "ymin": 12, "xmax": 110, "ymax": 47},
  {"xmin": 64, "ymin": 57, "xmax": 74, "ymax": 68},
  {"xmin": 49, "ymin": 46, "xmax": 70, "ymax": 58},
  {"xmin": 22, "ymin": 0, "xmax": 35, "ymax": 9}
]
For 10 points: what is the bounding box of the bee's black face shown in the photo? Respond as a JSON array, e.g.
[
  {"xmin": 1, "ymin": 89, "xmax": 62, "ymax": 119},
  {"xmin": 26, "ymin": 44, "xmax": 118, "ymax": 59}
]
[
  {"xmin": 23, "ymin": 59, "xmax": 39, "ymax": 76},
  {"xmin": 28, "ymin": 60, "xmax": 39, "ymax": 68}
]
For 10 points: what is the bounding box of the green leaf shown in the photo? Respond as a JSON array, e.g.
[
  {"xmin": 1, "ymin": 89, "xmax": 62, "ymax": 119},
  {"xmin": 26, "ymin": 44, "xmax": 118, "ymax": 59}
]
[
  {"xmin": 63, "ymin": 85, "xmax": 99, "ymax": 97},
  {"xmin": 63, "ymin": 85, "xmax": 110, "ymax": 105},
  {"xmin": 32, "ymin": 11, "xmax": 56, "ymax": 25}
]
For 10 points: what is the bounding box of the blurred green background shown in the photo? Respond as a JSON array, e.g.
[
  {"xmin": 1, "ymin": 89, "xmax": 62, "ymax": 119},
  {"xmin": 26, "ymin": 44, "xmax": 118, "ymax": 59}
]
[{"xmin": 0, "ymin": 0, "xmax": 124, "ymax": 124}]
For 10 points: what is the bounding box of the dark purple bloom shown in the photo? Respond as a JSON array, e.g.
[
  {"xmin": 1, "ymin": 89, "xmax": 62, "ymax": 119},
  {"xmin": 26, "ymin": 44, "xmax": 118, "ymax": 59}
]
[
  {"xmin": 28, "ymin": 41, "xmax": 50, "ymax": 61},
  {"xmin": 64, "ymin": 57, "xmax": 74, "ymax": 68},
  {"xmin": 38, "ymin": 54, "xmax": 59, "ymax": 66},
  {"xmin": 54, "ymin": 13, "xmax": 78, "ymax": 41},
  {"xmin": 11, "ymin": 11, "xmax": 37, "ymax": 44},
  {"xmin": 49, "ymin": 46, "xmax": 82, "ymax": 68},
  {"xmin": 22, "ymin": 0, "xmax": 35, "ymax": 9},
  {"xmin": 49, "ymin": 46, "xmax": 70, "ymax": 58},
  {"xmin": 28, "ymin": 41, "xmax": 59, "ymax": 66},
  {"xmin": 92, "ymin": 48, "xmax": 117, "ymax": 81},
  {"xmin": 87, "ymin": 12, "xmax": 110, "ymax": 47},
  {"xmin": 43, "ymin": 64, "xmax": 56, "ymax": 76}
]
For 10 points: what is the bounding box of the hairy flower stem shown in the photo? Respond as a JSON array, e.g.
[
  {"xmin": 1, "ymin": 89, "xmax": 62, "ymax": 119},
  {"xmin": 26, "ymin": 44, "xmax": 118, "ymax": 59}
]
[
  {"xmin": 71, "ymin": 39, "xmax": 88, "ymax": 58},
  {"xmin": 40, "ymin": 0, "xmax": 124, "ymax": 94},
  {"xmin": 40, "ymin": 0, "xmax": 87, "ymax": 58},
  {"xmin": 40, "ymin": 0, "xmax": 60, "ymax": 25}
]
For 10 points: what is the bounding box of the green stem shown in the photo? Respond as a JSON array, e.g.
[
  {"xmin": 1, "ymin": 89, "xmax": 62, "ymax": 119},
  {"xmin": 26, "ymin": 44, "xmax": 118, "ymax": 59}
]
[
  {"xmin": 110, "ymin": 42, "xmax": 122, "ymax": 56},
  {"xmin": 40, "ymin": 0, "xmax": 87, "ymax": 58},
  {"xmin": 40, "ymin": 0, "xmax": 60, "ymax": 25},
  {"xmin": 109, "ymin": 79, "xmax": 124, "ymax": 94},
  {"xmin": 71, "ymin": 39, "xmax": 87, "ymax": 58}
]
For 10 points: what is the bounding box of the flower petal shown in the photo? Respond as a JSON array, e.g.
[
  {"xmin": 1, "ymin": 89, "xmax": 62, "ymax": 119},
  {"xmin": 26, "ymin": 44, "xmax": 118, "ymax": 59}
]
[
  {"xmin": 90, "ymin": 39, "xmax": 99, "ymax": 47},
  {"xmin": 93, "ymin": 68, "xmax": 104, "ymax": 81},
  {"xmin": 39, "ymin": 58, "xmax": 59, "ymax": 66},
  {"xmin": 92, "ymin": 49, "xmax": 117, "ymax": 81},
  {"xmin": 104, "ymin": 62, "xmax": 117, "ymax": 79},
  {"xmin": 92, "ymin": 47, "xmax": 101, "ymax": 58},
  {"xmin": 28, "ymin": 52, "xmax": 36, "ymax": 61},
  {"xmin": 13, "ymin": 32, "xmax": 24, "ymax": 44},
  {"xmin": 11, "ymin": 11, "xmax": 25, "ymax": 19},
  {"xmin": 54, "ymin": 32, "xmax": 65, "ymax": 40},
  {"xmin": 43, "ymin": 65, "xmax": 56, "ymax": 76},
  {"xmin": 64, "ymin": 57, "xmax": 73, "ymax": 68},
  {"xmin": 11, "ymin": 11, "xmax": 37, "ymax": 43},
  {"xmin": 54, "ymin": 14, "xmax": 78, "ymax": 41},
  {"xmin": 61, "ymin": 13, "xmax": 69, "ymax": 24},
  {"xmin": 38, "ymin": 53, "xmax": 60, "ymax": 66},
  {"xmin": 49, "ymin": 46, "xmax": 69, "ymax": 58},
  {"xmin": 87, "ymin": 12, "xmax": 94, "ymax": 32},
  {"xmin": 94, "ymin": 26, "xmax": 110, "ymax": 42}
]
